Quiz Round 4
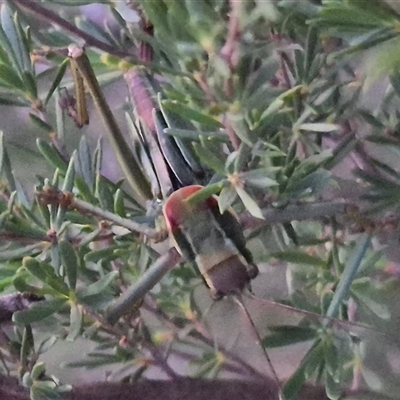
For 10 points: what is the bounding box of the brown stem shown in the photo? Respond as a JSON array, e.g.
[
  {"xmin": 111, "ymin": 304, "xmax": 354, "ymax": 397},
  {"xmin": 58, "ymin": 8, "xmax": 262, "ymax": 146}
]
[
  {"xmin": 0, "ymin": 374, "xmax": 386, "ymax": 400},
  {"xmin": 224, "ymin": 118, "xmax": 240, "ymax": 151},
  {"xmin": 220, "ymin": 0, "xmax": 241, "ymax": 70}
]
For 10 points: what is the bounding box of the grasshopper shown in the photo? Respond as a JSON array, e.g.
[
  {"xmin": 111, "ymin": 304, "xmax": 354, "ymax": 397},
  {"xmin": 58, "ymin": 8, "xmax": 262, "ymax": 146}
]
[
  {"xmin": 163, "ymin": 185, "xmax": 259, "ymax": 299},
  {"xmin": 42, "ymin": 45, "xmax": 397, "ymax": 400}
]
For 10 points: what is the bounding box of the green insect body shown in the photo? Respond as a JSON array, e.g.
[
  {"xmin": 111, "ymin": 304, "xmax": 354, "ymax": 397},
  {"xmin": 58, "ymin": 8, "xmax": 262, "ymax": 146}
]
[{"xmin": 163, "ymin": 185, "xmax": 258, "ymax": 298}]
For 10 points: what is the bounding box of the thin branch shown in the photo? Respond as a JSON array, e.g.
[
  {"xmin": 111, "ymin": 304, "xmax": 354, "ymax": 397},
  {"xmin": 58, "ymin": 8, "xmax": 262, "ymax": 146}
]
[
  {"xmin": 220, "ymin": 0, "xmax": 241, "ymax": 70},
  {"xmin": 36, "ymin": 188, "xmax": 162, "ymax": 239},
  {"xmin": 240, "ymin": 201, "xmax": 349, "ymax": 229},
  {"xmin": 0, "ymin": 374, "xmax": 386, "ymax": 400},
  {"xmin": 106, "ymin": 248, "xmax": 182, "ymax": 325}
]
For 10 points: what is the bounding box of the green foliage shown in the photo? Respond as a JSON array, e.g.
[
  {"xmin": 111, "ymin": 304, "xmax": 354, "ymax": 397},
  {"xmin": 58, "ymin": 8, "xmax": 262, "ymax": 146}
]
[{"xmin": 0, "ymin": 1, "xmax": 399, "ymax": 400}]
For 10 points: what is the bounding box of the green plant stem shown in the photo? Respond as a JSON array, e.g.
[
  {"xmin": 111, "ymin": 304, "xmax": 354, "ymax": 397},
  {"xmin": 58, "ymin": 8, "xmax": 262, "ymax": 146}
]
[
  {"xmin": 240, "ymin": 201, "xmax": 348, "ymax": 228},
  {"xmin": 326, "ymin": 232, "xmax": 371, "ymax": 318},
  {"xmin": 106, "ymin": 248, "xmax": 181, "ymax": 325},
  {"xmin": 70, "ymin": 196, "xmax": 160, "ymax": 239}
]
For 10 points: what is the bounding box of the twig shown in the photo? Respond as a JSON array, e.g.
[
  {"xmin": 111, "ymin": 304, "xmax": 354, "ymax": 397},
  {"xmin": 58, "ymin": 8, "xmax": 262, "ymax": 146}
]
[
  {"xmin": 220, "ymin": 0, "xmax": 241, "ymax": 70},
  {"xmin": 106, "ymin": 248, "xmax": 182, "ymax": 325},
  {"xmin": 240, "ymin": 201, "xmax": 349, "ymax": 229},
  {"xmin": 36, "ymin": 188, "xmax": 161, "ymax": 239}
]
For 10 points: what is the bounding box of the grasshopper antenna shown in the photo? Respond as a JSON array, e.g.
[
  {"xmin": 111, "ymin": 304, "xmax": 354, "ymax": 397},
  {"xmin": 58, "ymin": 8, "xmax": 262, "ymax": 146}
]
[{"xmin": 233, "ymin": 293, "xmax": 286, "ymax": 400}]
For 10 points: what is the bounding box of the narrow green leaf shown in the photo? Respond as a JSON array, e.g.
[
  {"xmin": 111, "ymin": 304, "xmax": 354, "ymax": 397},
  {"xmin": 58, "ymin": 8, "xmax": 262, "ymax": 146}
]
[
  {"xmin": 304, "ymin": 25, "xmax": 319, "ymax": 82},
  {"xmin": 59, "ymin": 240, "xmax": 78, "ymax": 290},
  {"xmin": 14, "ymin": 13, "xmax": 32, "ymax": 72},
  {"xmin": 78, "ymin": 271, "xmax": 118, "ymax": 298},
  {"xmin": 74, "ymin": 177, "xmax": 96, "ymax": 203},
  {"xmin": 77, "ymin": 136, "xmax": 93, "ymax": 187},
  {"xmin": 260, "ymin": 85, "xmax": 303, "ymax": 120},
  {"xmin": 0, "ymin": 95, "xmax": 28, "ymax": 106},
  {"xmin": 75, "ymin": 17, "xmax": 114, "ymax": 47},
  {"xmin": 242, "ymin": 169, "xmax": 278, "ymax": 189},
  {"xmin": 93, "ymin": 137, "xmax": 103, "ymax": 173},
  {"xmin": 294, "ymin": 49, "xmax": 305, "ymax": 81},
  {"xmin": 114, "ymin": 189, "xmax": 126, "ymax": 217},
  {"xmin": 282, "ymin": 359, "xmax": 307, "ymax": 399},
  {"xmin": 23, "ymin": 257, "xmax": 69, "ymax": 296},
  {"xmin": 0, "ymin": 243, "xmax": 43, "ymax": 262},
  {"xmin": 45, "ymin": 59, "xmax": 68, "ymax": 105},
  {"xmin": 20, "ymin": 325, "xmax": 34, "ymax": 370},
  {"xmin": 271, "ymin": 251, "xmax": 326, "ymax": 267},
  {"xmin": 325, "ymin": 370, "xmax": 342, "ymax": 400},
  {"xmin": 29, "ymin": 114, "xmax": 53, "ymax": 134},
  {"xmin": 186, "ymin": 182, "xmax": 224, "ymax": 206},
  {"xmin": 84, "ymin": 243, "xmax": 130, "ymax": 263},
  {"xmin": 161, "ymin": 100, "xmax": 223, "ymax": 129},
  {"xmin": 351, "ymin": 278, "xmax": 391, "ymax": 319},
  {"xmin": 62, "ymin": 153, "xmax": 76, "ymax": 192},
  {"xmin": 36, "ymin": 139, "xmax": 68, "ymax": 173},
  {"xmin": 0, "ymin": 63, "xmax": 24, "ymax": 90},
  {"xmin": 235, "ymin": 186, "xmax": 264, "ymax": 219},
  {"xmin": 283, "ymin": 340, "xmax": 324, "ymax": 400},
  {"xmin": 95, "ymin": 174, "xmax": 114, "ymax": 211},
  {"xmin": 193, "ymin": 142, "xmax": 225, "ymax": 174},
  {"xmin": 55, "ymin": 153, "xmax": 75, "ymax": 228},
  {"xmin": 21, "ymin": 70, "xmax": 38, "ymax": 99},
  {"xmin": 55, "ymin": 89, "xmax": 66, "ymax": 142},
  {"xmin": 218, "ymin": 184, "xmax": 237, "ymax": 213},
  {"xmin": 298, "ymin": 123, "xmax": 340, "ymax": 132},
  {"xmin": 323, "ymin": 338, "xmax": 339, "ymax": 377},
  {"xmin": 30, "ymin": 363, "xmax": 46, "ymax": 382},
  {"xmin": 262, "ymin": 326, "xmax": 316, "ymax": 348},
  {"xmin": 358, "ymin": 110, "xmax": 386, "ymax": 128},
  {"xmin": 66, "ymin": 302, "xmax": 82, "ymax": 341},
  {"xmin": 13, "ymin": 298, "xmax": 67, "ymax": 325},
  {"xmin": 5, "ymin": 9, "xmax": 30, "ymax": 72},
  {"xmin": 326, "ymin": 233, "xmax": 371, "ymax": 318},
  {"xmin": 13, "ymin": 275, "xmax": 41, "ymax": 295},
  {"xmin": 0, "ymin": 4, "xmax": 23, "ymax": 74},
  {"xmin": 0, "ymin": 131, "xmax": 16, "ymax": 191}
]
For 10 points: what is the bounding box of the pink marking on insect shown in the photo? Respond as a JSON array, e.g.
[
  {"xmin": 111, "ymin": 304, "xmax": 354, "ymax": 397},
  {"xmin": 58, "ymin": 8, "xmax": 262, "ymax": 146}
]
[{"xmin": 163, "ymin": 185, "xmax": 208, "ymax": 231}]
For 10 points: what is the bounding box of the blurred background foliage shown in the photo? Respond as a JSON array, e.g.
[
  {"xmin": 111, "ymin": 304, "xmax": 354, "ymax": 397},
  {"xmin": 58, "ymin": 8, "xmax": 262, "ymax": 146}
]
[{"xmin": 1, "ymin": 0, "xmax": 400, "ymax": 399}]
